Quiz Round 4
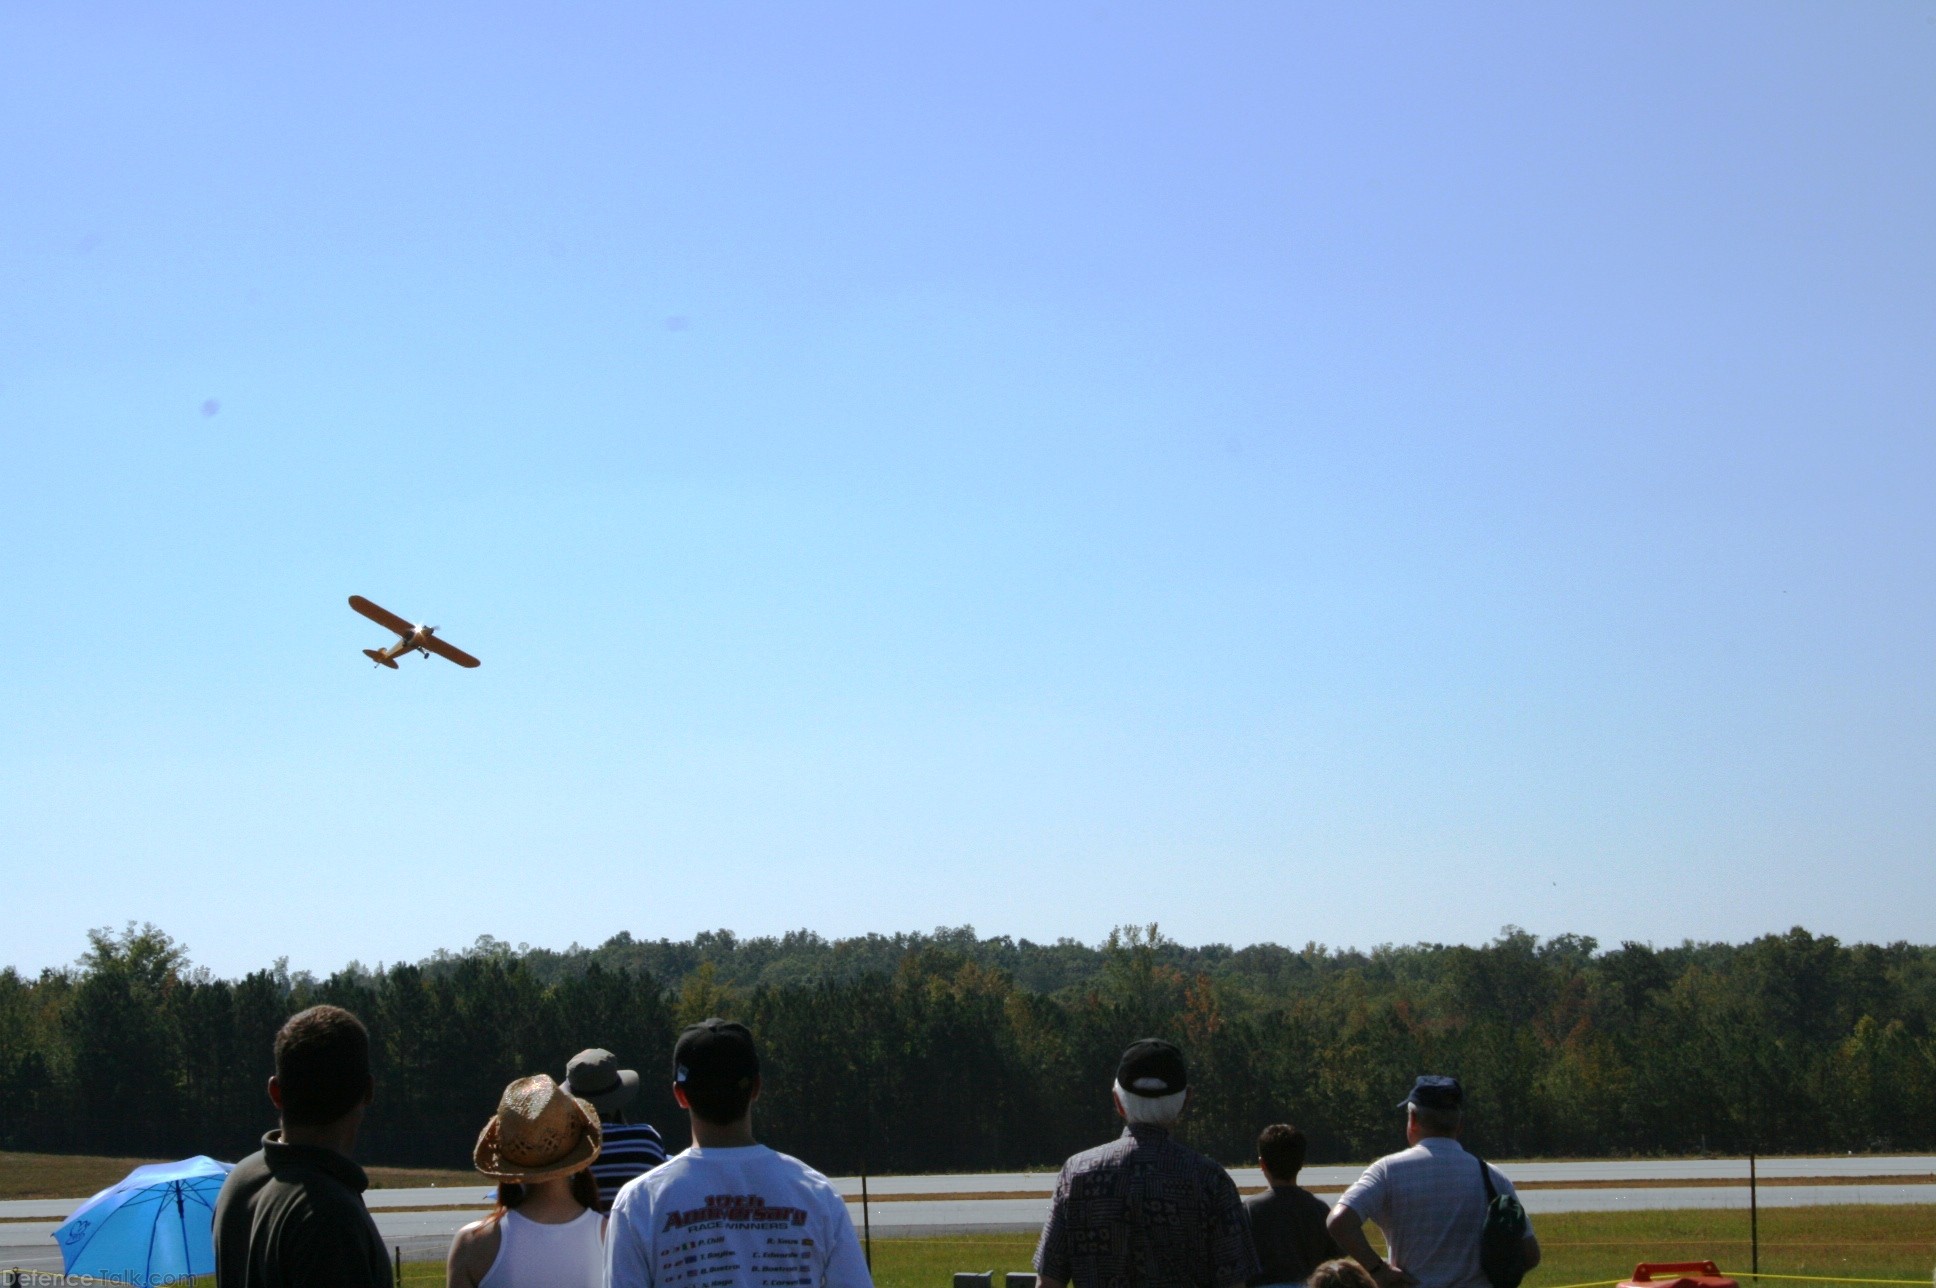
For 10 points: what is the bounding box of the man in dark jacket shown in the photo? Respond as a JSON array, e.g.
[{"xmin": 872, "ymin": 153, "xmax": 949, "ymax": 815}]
[
  {"xmin": 1245, "ymin": 1123, "xmax": 1341, "ymax": 1286},
  {"xmin": 214, "ymin": 1005, "xmax": 392, "ymax": 1288}
]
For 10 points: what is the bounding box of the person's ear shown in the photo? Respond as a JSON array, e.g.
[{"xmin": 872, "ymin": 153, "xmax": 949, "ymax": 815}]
[
  {"xmin": 362, "ymin": 1075, "xmax": 375, "ymax": 1108},
  {"xmin": 268, "ymin": 1076, "xmax": 284, "ymax": 1110},
  {"xmin": 747, "ymin": 1076, "xmax": 761, "ymax": 1107},
  {"xmin": 673, "ymin": 1085, "xmax": 692, "ymax": 1110},
  {"xmin": 1112, "ymin": 1090, "xmax": 1126, "ymax": 1121}
]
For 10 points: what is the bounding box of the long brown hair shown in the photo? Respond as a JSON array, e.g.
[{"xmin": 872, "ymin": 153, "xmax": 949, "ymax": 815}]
[{"xmin": 486, "ymin": 1169, "xmax": 600, "ymax": 1223}]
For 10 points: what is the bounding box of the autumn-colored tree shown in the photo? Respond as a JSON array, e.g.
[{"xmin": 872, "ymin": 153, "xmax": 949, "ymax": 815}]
[{"xmin": 9, "ymin": 922, "xmax": 1936, "ymax": 1169}]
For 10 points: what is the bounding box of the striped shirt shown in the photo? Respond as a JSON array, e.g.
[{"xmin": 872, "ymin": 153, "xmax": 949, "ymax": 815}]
[{"xmin": 591, "ymin": 1120, "xmax": 669, "ymax": 1211}]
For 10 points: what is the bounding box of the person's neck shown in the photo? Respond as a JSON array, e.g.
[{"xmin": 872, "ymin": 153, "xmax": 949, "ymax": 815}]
[
  {"xmin": 278, "ymin": 1116, "xmax": 359, "ymax": 1158},
  {"xmin": 689, "ymin": 1114, "xmax": 757, "ymax": 1149},
  {"xmin": 511, "ymin": 1176, "xmax": 585, "ymax": 1224}
]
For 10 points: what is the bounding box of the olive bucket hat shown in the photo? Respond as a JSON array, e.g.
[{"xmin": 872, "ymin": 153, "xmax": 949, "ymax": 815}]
[{"xmin": 562, "ymin": 1047, "xmax": 640, "ymax": 1114}]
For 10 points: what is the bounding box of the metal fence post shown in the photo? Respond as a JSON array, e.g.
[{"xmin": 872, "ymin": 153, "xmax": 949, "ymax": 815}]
[
  {"xmin": 860, "ymin": 1169, "xmax": 873, "ymax": 1271},
  {"xmin": 1749, "ymin": 1152, "xmax": 1759, "ymax": 1276}
]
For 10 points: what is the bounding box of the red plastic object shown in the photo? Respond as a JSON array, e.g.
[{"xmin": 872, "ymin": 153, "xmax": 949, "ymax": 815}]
[{"xmin": 1620, "ymin": 1262, "xmax": 1739, "ymax": 1288}]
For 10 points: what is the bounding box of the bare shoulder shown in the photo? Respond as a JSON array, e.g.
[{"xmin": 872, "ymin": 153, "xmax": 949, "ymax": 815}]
[{"xmin": 446, "ymin": 1216, "xmax": 503, "ymax": 1288}]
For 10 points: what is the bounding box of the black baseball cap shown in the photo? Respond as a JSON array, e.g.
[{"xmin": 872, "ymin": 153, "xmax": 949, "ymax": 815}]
[
  {"xmin": 1399, "ymin": 1075, "xmax": 1463, "ymax": 1111},
  {"xmin": 673, "ymin": 1019, "xmax": 759, "ymax": 1095},
  {"xmin": 1116, "ymin": 1038, "xmax": 1188, "ymax": 1097}
]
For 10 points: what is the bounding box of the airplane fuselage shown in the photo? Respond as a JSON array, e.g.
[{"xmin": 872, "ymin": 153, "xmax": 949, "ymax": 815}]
[{"xmin": 365, "ymin": 623, "xmax": 436, "ymax": 667}]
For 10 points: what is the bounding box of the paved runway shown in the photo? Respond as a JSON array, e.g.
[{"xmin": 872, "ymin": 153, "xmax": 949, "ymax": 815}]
[
  {"xmin": 338, "ymin": 1153, "xmax": 1936, "ymax": 1207},
  {"xmin": 7, "ymin": 1156, "xmax": 1934, "ymax": 1275},
  {"xmin": 812, "ymin": 1155, "xmax": 1936, "ymax": 1197}
]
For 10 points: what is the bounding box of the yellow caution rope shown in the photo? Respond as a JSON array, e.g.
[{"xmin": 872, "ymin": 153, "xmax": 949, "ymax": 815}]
[
  {"xmin": 1533, "ymin": 1275, "xmax": 1930, "ymax": 1288},
  {"xmin": 1730, "ymin": 1276, "xmax": 1932, "ymax": 1286}
]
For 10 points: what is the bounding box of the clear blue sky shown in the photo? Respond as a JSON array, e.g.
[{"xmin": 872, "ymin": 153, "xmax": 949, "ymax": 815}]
[{"xmin": 4, "ymin": 4, "xmax": 1932, "ymax": 979}]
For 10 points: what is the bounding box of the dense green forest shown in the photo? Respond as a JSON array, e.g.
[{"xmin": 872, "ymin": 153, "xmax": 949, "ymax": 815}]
[{"xmin": 4, "ymin": 923, "xmax": 1934, "ymax": 1173}]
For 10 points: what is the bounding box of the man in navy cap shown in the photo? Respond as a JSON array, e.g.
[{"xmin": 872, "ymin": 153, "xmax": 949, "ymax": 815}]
[
  {"xmin": 1034, "ymin": 1038, "xmax": 1258, "ymax": 1288},
  {"xmin": 1326, "ymin": 1077, "xmax": 1539, "ymax": 1288}
]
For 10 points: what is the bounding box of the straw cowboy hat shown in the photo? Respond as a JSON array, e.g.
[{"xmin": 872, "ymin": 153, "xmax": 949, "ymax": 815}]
[{"xmin": 473, "ymin": 1074, "xmax": 603, "ymax": 1184}]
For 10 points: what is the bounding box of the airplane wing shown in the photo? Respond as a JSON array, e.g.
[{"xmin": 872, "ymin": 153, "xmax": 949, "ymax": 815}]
[
  {"xmin": 349, "ymin": 595, "xmax": 415, "ymax": 638},
  {"xmin": 422, "ymin": 634, "xmax": 482, "ymax": 668}
]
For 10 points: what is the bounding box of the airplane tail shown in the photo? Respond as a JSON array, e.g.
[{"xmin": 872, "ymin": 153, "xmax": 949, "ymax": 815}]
[{"xmin": 364, "ymin": 649, "xmax": 399, "ymax": 669}]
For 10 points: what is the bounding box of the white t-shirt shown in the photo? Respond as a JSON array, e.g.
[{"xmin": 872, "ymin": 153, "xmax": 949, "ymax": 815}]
[
  {"xmin": 606, "ymin": 1143, "xmax": 873, "ymax": 1288},
  {"xmin": 1335, "ymin": 1136, "xmax": 1531, "ymax": 1288}
]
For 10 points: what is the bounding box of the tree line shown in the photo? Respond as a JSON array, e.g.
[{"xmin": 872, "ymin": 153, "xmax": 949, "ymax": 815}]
[{"xmin": 3, "ymin": 922, "xmax": 1934, "ymax": 1172}]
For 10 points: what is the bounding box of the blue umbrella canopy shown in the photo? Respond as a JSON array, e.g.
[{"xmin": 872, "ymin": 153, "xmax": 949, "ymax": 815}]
[{"xmin": 53, "ymin": 1155, "xmax": 234, "ymax": 1286}]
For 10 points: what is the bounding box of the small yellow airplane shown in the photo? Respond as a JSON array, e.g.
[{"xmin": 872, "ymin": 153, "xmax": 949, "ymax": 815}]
[{"xmin": 349, "ymin": 595, "xmax": 481, "ymax": 670}]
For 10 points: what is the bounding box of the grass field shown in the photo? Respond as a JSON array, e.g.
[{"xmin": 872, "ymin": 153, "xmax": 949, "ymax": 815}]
[
  {"xmin": 0, "ymin": 1150, "xmax": 477, "ymax": 1200},
  {"xmin": 16, "ymin": 1207, "xmax": 1928, "ymax": 1288},
  {"xmin": 374, "ymin": 1205, "xmax": 1936, "ymax": 1288},
  {"xmin": 840, "ymin": 1207, "xmax": 1936, "ymax": 1288}
]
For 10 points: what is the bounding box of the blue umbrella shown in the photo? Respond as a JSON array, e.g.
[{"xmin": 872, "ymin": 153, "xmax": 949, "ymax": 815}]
[{"xmin": 52, "ymin": 1155, "xmax": 235, "ymax": 1286}]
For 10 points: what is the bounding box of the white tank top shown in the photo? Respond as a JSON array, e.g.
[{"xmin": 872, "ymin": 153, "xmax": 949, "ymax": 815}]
[{"xmin": 478, "ymin": 1207, "xmax": 604, "ymax": 1288}]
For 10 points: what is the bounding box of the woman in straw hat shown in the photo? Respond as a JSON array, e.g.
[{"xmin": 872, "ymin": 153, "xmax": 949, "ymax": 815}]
[{"xmin": 448, "ymin": 1074, "xmax": 607, "ymax": 1288}]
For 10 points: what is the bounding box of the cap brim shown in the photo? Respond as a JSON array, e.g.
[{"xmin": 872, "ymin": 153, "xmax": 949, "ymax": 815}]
[{"xmin": 568, "ymin": 1068, "xmax": 639, "ymax": 1113}]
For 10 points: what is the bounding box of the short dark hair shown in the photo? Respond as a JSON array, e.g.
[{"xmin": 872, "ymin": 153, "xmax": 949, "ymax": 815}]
[
  {"xmin": 683, "ymin": 1075, "xmax": 757, "ymax": 1125},
  {"xmin": 274, "ymin": 1006, "xmax": 371, "ymax": 1126},
  {"xmin": 1258, "ymin": 1122, "xmax": 1307, "ymax": 1176}
]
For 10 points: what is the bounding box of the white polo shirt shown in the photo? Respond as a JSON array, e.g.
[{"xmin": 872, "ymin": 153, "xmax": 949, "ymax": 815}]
[{"xmin": 1335, "ymin": 1136, "xmax": 1530, "ymax": 1288}]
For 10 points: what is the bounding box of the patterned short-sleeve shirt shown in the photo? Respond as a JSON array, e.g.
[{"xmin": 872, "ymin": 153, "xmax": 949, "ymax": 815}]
[{"xmin": 1035, "ymin": 1124, "xmax": 1260, "ymax": 1288}]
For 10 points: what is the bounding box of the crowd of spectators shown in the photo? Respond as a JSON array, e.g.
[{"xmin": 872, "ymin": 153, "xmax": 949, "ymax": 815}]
[{"xmin": 211, "ymin": 1005, "xmax": 1535, "ymax": 1288}]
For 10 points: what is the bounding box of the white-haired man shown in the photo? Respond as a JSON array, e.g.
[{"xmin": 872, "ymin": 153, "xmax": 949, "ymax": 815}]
[{"xmin": 1035, "ymin": 1038, "xmax": 1258, "ymax": 1288}]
